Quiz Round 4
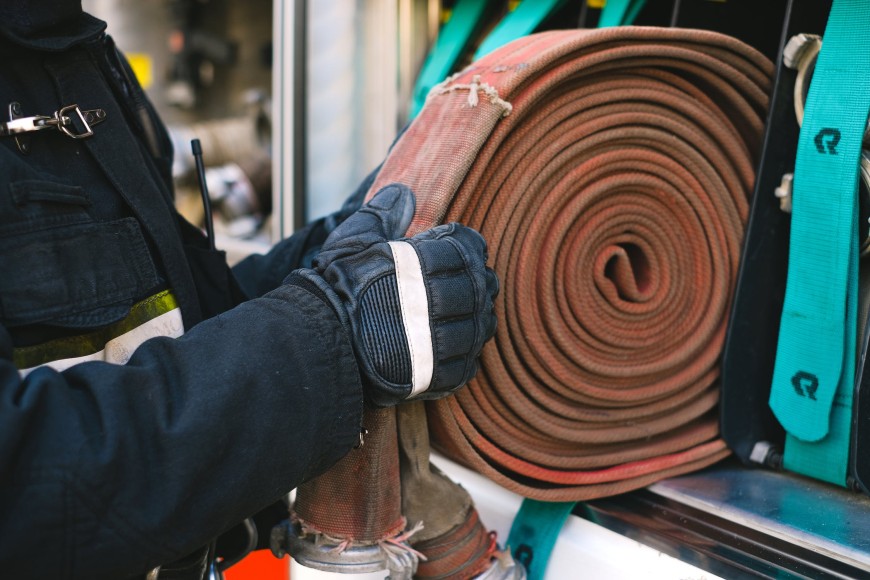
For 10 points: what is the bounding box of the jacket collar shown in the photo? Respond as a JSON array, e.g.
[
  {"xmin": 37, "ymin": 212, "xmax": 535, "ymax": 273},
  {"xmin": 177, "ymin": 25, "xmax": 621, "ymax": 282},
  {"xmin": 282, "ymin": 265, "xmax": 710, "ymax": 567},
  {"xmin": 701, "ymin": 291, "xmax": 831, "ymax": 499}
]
[{"xmin": 0, "ymin": 2, "xmax": 106, "ymax": 51}]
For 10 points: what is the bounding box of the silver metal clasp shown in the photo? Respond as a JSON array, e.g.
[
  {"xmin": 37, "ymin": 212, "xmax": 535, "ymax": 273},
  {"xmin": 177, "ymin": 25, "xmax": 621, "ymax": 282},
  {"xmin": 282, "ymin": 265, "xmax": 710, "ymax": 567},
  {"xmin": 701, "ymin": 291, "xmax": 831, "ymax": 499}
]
[
  {"xmin": 7, "ymin": 101, "xmax": 34, "ymax": 153},
  {"xmin": 3, "ymin": 102, "xmax": 106, "ymax": 153},
  {"xmin": 55, "ymin": 104, "xmax": 97, "ymax": 139},
  {"xmin": 4, "ymin": 113, "xmax": 56, "ymax": 134}
]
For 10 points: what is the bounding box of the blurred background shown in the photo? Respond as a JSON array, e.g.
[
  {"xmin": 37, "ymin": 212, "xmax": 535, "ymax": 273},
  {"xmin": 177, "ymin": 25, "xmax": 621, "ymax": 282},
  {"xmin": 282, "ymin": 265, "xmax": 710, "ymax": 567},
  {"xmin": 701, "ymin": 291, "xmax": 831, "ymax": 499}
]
[
  {"xmin": 81, "ymin": 1, "xmax": 659, "ymax": 262},
  {"xmin": 82, "ymin": 0, "xmax": 447, "ymax": 262},
  {"xmin": 81, "ymin": 0, "xmax": 782, "ymax": 263}
]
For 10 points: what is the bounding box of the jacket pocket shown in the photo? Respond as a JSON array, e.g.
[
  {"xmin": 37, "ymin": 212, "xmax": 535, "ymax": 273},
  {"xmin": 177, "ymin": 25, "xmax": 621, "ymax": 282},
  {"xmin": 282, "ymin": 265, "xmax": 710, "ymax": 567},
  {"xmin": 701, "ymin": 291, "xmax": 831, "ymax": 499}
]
[
  {"xmin": 3, "ymin": 179, "xmax": 93, "ymax": 236},
  {"xmin": 0, "ymin": 217, "xmax": 161, "ymax": 328}
]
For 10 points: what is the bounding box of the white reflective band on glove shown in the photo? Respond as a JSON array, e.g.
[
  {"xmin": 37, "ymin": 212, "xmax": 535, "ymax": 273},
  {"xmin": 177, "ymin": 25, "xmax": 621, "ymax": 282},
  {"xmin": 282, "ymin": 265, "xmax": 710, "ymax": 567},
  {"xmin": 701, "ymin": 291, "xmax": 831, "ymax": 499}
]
[{"xmin": 388, "ymin": 240, "xmax": 434, "ymax": 397}]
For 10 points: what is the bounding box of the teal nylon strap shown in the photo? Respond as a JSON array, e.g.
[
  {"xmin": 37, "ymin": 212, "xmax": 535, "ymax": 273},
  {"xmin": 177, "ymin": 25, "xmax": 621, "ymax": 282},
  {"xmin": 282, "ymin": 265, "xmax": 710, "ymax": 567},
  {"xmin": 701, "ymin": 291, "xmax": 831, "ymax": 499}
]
[
  {"xmin": 507, "ymin": 499, "xmax": 575, "ymax": 580},
  {"xmin": 410, "ymin": 0, "xmax": 493, "ymax": 119},
  {"xmin": 597, "ymin": 0, "xmax": 647, "ymax": 27},
  {"xmin": 769, "ymin": 0, "xmax": 870, "ymax": 486},
  {"xmin": 473, "ymin": 0, "xmax": 568, "ymax": 61},
  {"xmin": 415, "ymin": 0, "xmax": 645, "ymax": 118}
]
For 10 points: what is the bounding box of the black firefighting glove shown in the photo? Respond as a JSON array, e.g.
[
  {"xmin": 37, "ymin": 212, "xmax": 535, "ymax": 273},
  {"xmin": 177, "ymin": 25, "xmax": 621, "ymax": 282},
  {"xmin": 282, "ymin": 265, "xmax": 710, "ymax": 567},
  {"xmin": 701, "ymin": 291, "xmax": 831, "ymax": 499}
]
[{"xmin": 286, "ymin": 183, "xmax": 499, "ymax": 407}]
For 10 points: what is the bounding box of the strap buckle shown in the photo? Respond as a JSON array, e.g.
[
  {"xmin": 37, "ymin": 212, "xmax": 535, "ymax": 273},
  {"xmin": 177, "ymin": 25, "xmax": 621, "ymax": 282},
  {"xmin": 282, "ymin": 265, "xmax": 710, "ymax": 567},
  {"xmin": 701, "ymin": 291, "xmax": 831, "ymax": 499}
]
[
  {"xmin": 55, "ymin": 104, "xmax": 101, "ymax": 139},
  {"xmin": 43, "ymin": 104, "xmax": 106, "ymax": 139},
  {"xmin": 3, "ymin": 102, "xmax": 107, "ymax": 152}
]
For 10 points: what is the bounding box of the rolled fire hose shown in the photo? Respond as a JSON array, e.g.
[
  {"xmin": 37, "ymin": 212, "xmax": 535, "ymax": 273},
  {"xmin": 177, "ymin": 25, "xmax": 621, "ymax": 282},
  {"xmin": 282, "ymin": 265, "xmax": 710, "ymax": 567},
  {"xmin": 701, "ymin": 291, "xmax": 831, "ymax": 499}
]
[
  {"xmin": 371, "ymin": 26, "xmax": 772, "ymax": 502},
  {"xmin": 288, "ymin": 26, "xmax": 772, "ymax": 578}
]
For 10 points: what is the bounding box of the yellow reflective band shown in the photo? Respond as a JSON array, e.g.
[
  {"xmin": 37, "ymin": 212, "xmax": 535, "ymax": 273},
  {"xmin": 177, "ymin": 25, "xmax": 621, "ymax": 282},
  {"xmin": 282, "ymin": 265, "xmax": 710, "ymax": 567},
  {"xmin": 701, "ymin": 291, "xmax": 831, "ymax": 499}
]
[{"xmin": 14, "ymin": 290, "xmax": 182, "ymax": 372}]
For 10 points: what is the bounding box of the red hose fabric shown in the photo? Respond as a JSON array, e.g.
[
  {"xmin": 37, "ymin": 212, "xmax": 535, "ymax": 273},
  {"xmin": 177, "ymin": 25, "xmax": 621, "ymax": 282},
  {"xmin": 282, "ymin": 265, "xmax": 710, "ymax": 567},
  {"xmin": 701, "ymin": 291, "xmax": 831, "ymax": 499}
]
[
  {"xmin": 412, "ymin": 507, "xmax": 496, "ymax": 580},
  {"xmin": 294, "ymin": 407, "xmax": 405, "ymax": 542},
  {"xmin": 369, "ymin": 27, "xmax": 772, "ymax": 501}
]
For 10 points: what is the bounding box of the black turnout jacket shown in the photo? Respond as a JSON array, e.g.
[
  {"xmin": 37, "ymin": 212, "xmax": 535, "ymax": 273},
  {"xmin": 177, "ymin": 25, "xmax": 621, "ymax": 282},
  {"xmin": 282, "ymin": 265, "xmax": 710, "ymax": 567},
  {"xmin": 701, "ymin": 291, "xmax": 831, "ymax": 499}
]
[{"xmin": 0, "ymin": 5, "xmax": 366, "ymax": 578}]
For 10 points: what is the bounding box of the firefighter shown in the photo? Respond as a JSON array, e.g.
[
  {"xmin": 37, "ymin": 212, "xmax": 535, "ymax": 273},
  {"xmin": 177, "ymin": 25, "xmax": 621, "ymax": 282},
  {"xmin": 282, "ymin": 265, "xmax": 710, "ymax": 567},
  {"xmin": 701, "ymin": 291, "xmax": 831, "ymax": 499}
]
[{"xmin": 0, "ymin": 2, "xmax": 498, "ymax": 579}]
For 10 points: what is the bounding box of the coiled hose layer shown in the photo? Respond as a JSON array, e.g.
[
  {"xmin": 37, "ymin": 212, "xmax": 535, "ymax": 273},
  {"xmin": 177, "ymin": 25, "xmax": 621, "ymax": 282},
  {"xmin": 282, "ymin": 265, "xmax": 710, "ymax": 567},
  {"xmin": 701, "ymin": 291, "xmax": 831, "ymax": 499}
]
[{"xmin": 370, "ymin": 26, "xmax": 773, "ymax": 502}]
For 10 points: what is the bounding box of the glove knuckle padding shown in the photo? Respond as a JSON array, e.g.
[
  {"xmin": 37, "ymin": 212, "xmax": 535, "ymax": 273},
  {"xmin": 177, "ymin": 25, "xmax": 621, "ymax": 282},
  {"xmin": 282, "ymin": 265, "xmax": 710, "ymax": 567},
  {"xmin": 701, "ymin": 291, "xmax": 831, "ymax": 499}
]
[
  {"xmin": 409, "ymin": 226, "xmax": 496, "ymax": 399},
  {"xmin": 413, "ymin": 240, "xmax": 475, "ymax": 317},
  {"xmin": 413, "ymin": 222, "xmax": 454, "ymax": 241},
  {"xmin": 425, "ymin": 273, "xmax": 476, "ymax": 319}
]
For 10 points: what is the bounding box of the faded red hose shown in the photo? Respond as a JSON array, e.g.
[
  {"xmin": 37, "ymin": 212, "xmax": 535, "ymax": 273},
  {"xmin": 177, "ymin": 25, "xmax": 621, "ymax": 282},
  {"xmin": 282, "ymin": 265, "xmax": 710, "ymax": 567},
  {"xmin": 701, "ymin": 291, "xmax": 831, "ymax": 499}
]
[
  {"xmin": 370, "ymin": 27, "xmax": 772, "ymax": 502},
  {"xmin": 294, "ymin": 408, "xmax": 404, "ymax": 542}
]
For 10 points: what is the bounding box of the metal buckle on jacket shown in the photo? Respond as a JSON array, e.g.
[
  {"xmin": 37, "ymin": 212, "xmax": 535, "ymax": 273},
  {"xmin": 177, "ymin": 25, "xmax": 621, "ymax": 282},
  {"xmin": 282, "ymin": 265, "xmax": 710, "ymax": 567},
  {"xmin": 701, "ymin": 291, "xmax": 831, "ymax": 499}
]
[{"xmin": 3, "ymin": 102, "xmax": 107, "ymax": 153}]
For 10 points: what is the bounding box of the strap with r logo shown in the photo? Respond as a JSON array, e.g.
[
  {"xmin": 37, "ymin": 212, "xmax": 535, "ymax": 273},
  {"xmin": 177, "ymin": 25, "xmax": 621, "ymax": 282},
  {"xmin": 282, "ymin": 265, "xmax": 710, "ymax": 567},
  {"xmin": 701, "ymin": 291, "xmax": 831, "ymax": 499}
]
[{"xmin": 769, "ymin": 0, "xmax": 870, "ymax": 485}]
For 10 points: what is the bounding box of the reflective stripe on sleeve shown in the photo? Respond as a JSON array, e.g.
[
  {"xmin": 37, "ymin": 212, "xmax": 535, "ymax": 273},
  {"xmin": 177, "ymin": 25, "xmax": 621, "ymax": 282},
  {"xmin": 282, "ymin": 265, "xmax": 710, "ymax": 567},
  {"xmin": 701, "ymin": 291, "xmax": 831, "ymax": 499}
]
[{"xmin": 15, "ymin": 290, "xmax": 184, "ymax": 377}]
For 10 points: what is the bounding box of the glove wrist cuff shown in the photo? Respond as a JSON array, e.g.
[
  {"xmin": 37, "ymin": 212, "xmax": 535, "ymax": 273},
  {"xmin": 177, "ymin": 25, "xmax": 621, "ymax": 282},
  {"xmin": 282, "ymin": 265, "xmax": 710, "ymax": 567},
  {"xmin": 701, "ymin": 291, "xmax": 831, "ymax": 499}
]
[{"xmin": 283, "ymin": 270, "xmax": 351, "ymax": 329}]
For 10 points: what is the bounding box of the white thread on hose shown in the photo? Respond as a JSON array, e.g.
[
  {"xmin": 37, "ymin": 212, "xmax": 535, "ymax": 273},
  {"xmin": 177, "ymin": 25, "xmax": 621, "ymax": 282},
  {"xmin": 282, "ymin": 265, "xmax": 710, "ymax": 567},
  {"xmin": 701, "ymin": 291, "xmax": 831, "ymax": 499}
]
[
  {"xmin": 388, "ymin": 241, "xmax": 434, "ymax": 397},
  {"xmin": 429, "ymin": 73, "xmax": 513, "ymax": 117}
]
